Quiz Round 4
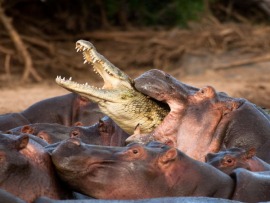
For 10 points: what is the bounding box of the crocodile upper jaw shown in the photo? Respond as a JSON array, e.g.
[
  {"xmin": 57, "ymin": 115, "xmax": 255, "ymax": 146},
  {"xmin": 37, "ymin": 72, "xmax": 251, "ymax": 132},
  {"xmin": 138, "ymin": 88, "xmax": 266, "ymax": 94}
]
[{"xmin": 75, "ymin": 40, "xmax": 133, "ymax": 90}]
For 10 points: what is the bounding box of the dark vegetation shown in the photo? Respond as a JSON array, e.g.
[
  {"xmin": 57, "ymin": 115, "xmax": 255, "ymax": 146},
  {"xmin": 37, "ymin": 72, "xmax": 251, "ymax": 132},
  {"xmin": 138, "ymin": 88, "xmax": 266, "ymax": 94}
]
[{"xmin": 0, "ymin": 0, "xmax": 270, "ymax": 82}]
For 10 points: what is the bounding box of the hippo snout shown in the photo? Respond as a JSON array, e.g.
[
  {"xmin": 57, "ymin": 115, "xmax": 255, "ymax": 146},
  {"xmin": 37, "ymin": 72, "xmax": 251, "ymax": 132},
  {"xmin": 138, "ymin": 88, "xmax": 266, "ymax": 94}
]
[{"xmin": 67, "ymin": 137, "xmax": 81, "ymax": 146}]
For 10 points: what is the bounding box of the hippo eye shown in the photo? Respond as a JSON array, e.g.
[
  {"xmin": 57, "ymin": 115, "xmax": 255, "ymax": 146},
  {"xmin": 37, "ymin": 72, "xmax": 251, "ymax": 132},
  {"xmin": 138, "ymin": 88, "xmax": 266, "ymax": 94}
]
[
  {"xmin": 132, "ymin": 149, "xmax": 138, "ymax": 154},
  {"xmin": 37, "ymin": 134, "xmax": 45, "ymax": 140},
  {"xmin": 222, "ymin": 156, "xmax": 234, "ymax": 166}
]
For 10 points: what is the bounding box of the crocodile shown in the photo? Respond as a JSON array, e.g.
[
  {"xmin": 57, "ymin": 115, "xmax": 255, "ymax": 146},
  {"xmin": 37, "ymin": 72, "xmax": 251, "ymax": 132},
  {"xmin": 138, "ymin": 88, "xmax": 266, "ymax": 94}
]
[{"xmin": 55, "ymin": 40, "xmax": 169, "ymax": 134}]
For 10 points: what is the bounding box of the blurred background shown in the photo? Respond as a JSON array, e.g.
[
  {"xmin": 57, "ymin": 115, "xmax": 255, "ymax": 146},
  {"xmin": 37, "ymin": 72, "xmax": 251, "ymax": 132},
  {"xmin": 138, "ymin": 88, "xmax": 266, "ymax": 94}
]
[{"xmin": 0, "ymin": 0, "xmax": 269, "ymax": 113}]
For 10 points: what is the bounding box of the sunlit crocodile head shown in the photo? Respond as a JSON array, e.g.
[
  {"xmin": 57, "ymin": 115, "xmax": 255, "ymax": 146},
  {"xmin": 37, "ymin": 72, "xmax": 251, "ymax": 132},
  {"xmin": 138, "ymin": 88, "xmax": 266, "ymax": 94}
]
[{"xmin": 55, "ymin": 40, "xmax": 169, "ymax": 134}]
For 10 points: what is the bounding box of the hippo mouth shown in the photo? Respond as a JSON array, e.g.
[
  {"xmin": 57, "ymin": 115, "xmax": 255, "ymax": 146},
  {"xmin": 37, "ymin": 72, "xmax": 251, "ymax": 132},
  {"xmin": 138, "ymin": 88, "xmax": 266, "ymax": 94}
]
[
  {"xmin": 87, "ymin": 161, "xmax": 116, "ymax": 171},
  {"xmin": 55, "ymin": 40, "xmax": 134, "ymax": 103},
  {"xmin": 54, "ymin": 159, "xmax": 117, "ymax": 179}
]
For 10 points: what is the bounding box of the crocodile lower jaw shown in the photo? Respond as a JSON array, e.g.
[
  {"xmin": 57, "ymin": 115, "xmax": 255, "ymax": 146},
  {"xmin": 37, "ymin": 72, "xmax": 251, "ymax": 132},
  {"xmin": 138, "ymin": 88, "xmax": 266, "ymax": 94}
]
[{"xmin": 55, "ymin": 76, "xmax": 117, "ymax": 103}]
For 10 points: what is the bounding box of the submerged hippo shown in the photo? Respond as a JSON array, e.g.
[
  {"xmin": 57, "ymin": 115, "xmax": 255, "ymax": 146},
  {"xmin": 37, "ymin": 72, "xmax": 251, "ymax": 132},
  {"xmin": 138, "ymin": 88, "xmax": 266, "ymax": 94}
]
[
  {"xmin": 0, "ymin": 133, "xmax": 72, "ymax": 202},
  {"xmin": 206, "ymin": 147, "xmax": 270, "ymax": 174},
  {"xmin": 126, "ymin": 69, "xmax": 270, "ymax": 162}
]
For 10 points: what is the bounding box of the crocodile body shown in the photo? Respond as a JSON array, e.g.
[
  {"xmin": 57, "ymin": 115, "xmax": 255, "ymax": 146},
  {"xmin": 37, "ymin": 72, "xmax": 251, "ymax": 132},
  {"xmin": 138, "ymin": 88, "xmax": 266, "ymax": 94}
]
[{"xmin": 56, "ymin": 40, "xmax": 169, "ymax": 134}]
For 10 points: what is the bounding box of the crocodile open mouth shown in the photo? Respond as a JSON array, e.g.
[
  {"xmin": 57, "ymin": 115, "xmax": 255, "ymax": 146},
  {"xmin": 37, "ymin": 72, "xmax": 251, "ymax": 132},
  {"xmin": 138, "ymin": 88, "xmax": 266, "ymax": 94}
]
[
  {"xmin": 55, "ymin": 40, "xmax": 134, "ymax": 102},
  {"xmin": 75, "ymin": 40, "xmax": 115, "ymax": 86},
  {"xmin": 56, "ymin": 40, "xmax": 133, "ymax": 91}
]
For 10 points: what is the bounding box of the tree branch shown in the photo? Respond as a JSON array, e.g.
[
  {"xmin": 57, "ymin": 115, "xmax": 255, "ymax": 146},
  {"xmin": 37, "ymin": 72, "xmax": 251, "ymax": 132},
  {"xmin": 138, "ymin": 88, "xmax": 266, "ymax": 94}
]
[{"xmin": 0, "ymin": 2, "xmax": 42, "ymax": 82}]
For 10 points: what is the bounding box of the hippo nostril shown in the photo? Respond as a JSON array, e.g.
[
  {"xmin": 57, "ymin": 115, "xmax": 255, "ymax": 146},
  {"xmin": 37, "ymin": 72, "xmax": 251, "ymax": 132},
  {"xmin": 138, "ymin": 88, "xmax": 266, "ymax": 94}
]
[
  {"xmin": 71, "ymin": 130, "xmax": 80, "ymax": 138},
  {"xmin": 69, "ymin": 138, "xmax": 81, "ymax": 146}
]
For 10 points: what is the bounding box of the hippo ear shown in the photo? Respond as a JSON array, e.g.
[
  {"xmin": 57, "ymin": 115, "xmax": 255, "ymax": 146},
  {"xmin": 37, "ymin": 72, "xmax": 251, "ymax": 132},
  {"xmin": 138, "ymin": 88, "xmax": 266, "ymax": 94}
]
[
  {"xmin": 98, "ymin": 119, "xmax": 107, "ymax": 133},
  {"xmin": 246, "ymin": 148, "xmax": 256, "ymax": 159},
  {"xmin": 21, "ymin": 125, "xmax": 34, "ymax": 134},
  {"xmin": 78, "ymin": 96, "xmax": 89, "ymax": 106},
  {"xmin": 15, "ymin": 134, "xmax": 29, "ymax": 150},
  {"xmin": 160, "ymin": 148, "xmax": 178, "ymax": 164},
  {"xmin": 74, "ymin": 122, "xmax": 84, "ymax": 126},
  {"xmin": 205, "ymin": 153, "xmax": 216, "ymax": 162}
]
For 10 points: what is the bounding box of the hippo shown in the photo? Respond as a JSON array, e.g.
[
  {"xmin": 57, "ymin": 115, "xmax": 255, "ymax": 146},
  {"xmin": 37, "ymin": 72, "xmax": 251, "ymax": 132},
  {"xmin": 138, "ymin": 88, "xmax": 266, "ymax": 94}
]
[
  {"xmin": 0, "ymin": 93, "xmax": 105, "ymax": 131},
  {"xmin": 230, "ymin": 169, "xmax": 270, "ymax": 202},
  {"xmin": 50, "ymin": 138, "xmax": 235, "ymax": 200},
  {"xmin": 50, "ymin": 139, "xmax": 270, "ymax": 202},
  {"xmin": 0, "ymin": 133, "xmax": 72, "ymax": 202},
  {"xmin": 6, "ymin": 123, "xmax": 73, "ymax": 144},
  {"xmin": 21, "ymin": 93, "xmax": 105, "ymax": 126},
  {"xmin": 70, "ymin": 116, "xmax": 130, "ymax": 146},
  {"xmin": 206, "ymin": 147, "xmax": 270, "ymax": 174},
  {"xmin": 34, "ymin": 197, "xmax": 241, "ymax": 203},
  {"xmin": 126, "ymin": 69, "xmax": 270, "ymax": 162},
  {"xmin": 0, "ymin": 113, "xmax": 30, "ymax": 132},
  {"xmin": 8, "ymin": 116, "xmax": 130, "ymax": 147}
]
